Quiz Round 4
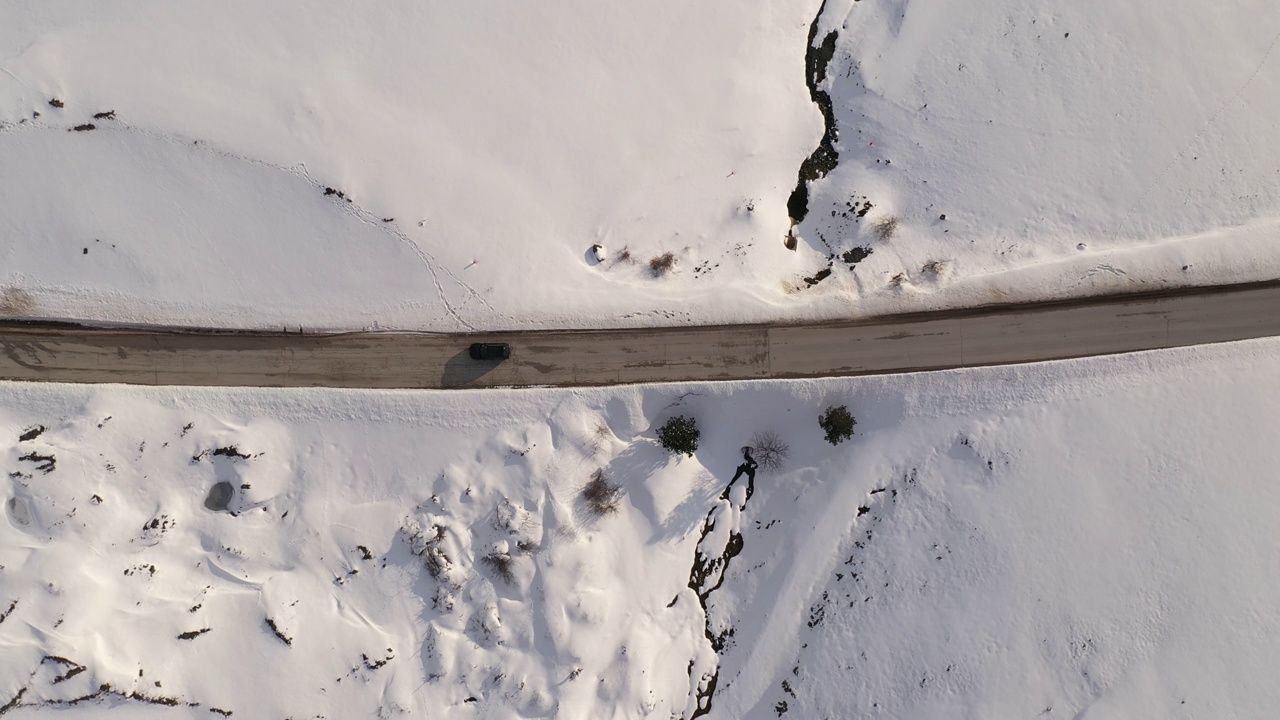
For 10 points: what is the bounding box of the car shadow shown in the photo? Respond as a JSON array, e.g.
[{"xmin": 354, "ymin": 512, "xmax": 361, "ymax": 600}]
[{"xmin": 440, "ymin": 348, "xmax": 502, "ymax": 387}]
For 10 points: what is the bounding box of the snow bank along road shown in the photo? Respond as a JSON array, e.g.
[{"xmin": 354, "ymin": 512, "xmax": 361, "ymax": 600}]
[{"xmin": 0, "ymin": 282, "xmax": 1277, "ymax": 389}]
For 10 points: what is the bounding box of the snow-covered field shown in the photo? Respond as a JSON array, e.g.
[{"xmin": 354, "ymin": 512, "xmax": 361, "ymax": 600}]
[
  {"xmin": 0, "ymin": 1, "xmax": 818, "ymax": 330},
  {"xmin": 4, "ymin": 3, "xmax": 1279, "ymax": 718},
  {"xmin": 2, "ymin": 337, "xmax": 1278, "ymax": 718},
  {"xmin": 795, "ymin": 0, "xmax": 1280, "ymax": 309},
  {"xmin": 4, "ymin": 1, "xmax": 1280, "ymax": 330}
]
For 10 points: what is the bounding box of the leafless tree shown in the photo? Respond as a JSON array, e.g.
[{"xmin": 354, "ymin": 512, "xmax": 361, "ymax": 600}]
[{"xmin": 750, "ymin": 430, "xmax": 791, "ymax": 472}]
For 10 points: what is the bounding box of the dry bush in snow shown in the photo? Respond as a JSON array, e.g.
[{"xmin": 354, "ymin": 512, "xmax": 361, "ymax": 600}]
[
  {"xmin": 585, "ymin": 420, "xmax": 613, "ymax": 457},
  {"xmin": 871, "ymin": 215, "xmax": 899, "ymax": 242},
  {"xmin": 403, "ymin": 520, "xmax": 455, "ymax": 585},
  {"xmin": 593, "ymin": 421, "xmax": 612, "ymax": 440},
  {"xmin": 582, "ymin": 469, "xmax": 623, "ymax": 517},
  {"xmin": 649, "ymin": 252, "xmax": 677, "ymax": 277},
  {"xmin": 750, "ymin": 430, "xmax": 791, "ymax": 472},
  {"xmin": 481, "ymin": 548, "xmax": 516, "ymax": 585}
]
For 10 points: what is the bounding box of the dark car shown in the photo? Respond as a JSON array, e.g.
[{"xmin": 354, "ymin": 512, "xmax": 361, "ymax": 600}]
[{"xmin": 469, "ymin": 342, "xmax": 511, "ymax": 360}]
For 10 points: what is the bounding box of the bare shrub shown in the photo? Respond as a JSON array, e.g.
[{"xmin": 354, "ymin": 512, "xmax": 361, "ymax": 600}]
[
  {"xmin": 586, "ymin": 420, "xmax": 613, "ymax": 457},
  {"xmin": 750, "ymin": 430, "xmax": 791, "ymax": 472},
  {"xmin": 921, "ymin": 259, "xmax": 947, "ymax": 275},
  {"xmin": 593, "ymin": 421, "xmax": 612, "ymax": 440},
  {"xmin": 582, "ymin": 469, "xmax": 623, "ymax": 517},
  {"xmin": 889, "ymin": 272, "xmax": 908, "ymax": 287},
  {"xmin": 481, "ymin": 550, "xmax": 516, "ymax": 585},
  {"xmin": 871, "ymin": 215, "xmax": 899, "ymax": 242},
  {"xmin": 403, "ymin": 522, "xmax": 453, "ymax": 584},
  {"xmin": 494, "ymin": 498, "xmax": 530, "ymax": 533},
  {"xmin": 616, "ymin": 245, "xmax": 634, "ymax": 264},
  {"xmin": 432, "ymin": 585, "xmax": 455, "ymax": 612},
  {"xmin": 649, "ymin": 252, "xmax": 677, "ymax": 277}
]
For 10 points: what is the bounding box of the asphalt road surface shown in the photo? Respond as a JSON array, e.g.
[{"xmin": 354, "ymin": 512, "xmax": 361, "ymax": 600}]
[{"xmin": 1, "ymin": 282, "xmax": 1278, "ymax": 390}]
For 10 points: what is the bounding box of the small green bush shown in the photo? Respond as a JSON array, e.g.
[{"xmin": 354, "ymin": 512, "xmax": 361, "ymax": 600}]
[
  {"xmin": 818, "ymin": 405, "xmax": 856, "ymax": 446},
  {"xmin": 657, "ymin": 415, "xmax": 700, "ymax": 457}
]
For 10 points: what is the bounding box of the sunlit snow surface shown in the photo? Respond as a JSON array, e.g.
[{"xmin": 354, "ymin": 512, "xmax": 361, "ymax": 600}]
[
  {"xmin": 4, "ymin": 1, "xmax": 1280, "ymax": 330},
  {"xmin": 0, "ymin": 1, "xmax": 817, "ymax": 330},
  {"xmin": 1, "ymin": 338, "xmax": 1278, "ymax": 718},
  {"xmin": 798, "ymin": 0, "xmax": 1280, "ymax": 306}
]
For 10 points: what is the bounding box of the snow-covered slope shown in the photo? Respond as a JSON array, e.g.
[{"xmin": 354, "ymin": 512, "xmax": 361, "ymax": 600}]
[
  {"xmin": 793, "ymin": 0, "xmax": 1280, "ymax": 306},
  {"xmin": 5, "ymin": 1, "xmax": 1279, "ymax": 330},
  {"xmin": 2, "ymin": 338, "xmax": 1279, "ymax": 717},
  {"xmin": 0, "ymin": 1, "xmax": 819, "ymax": 330}
]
